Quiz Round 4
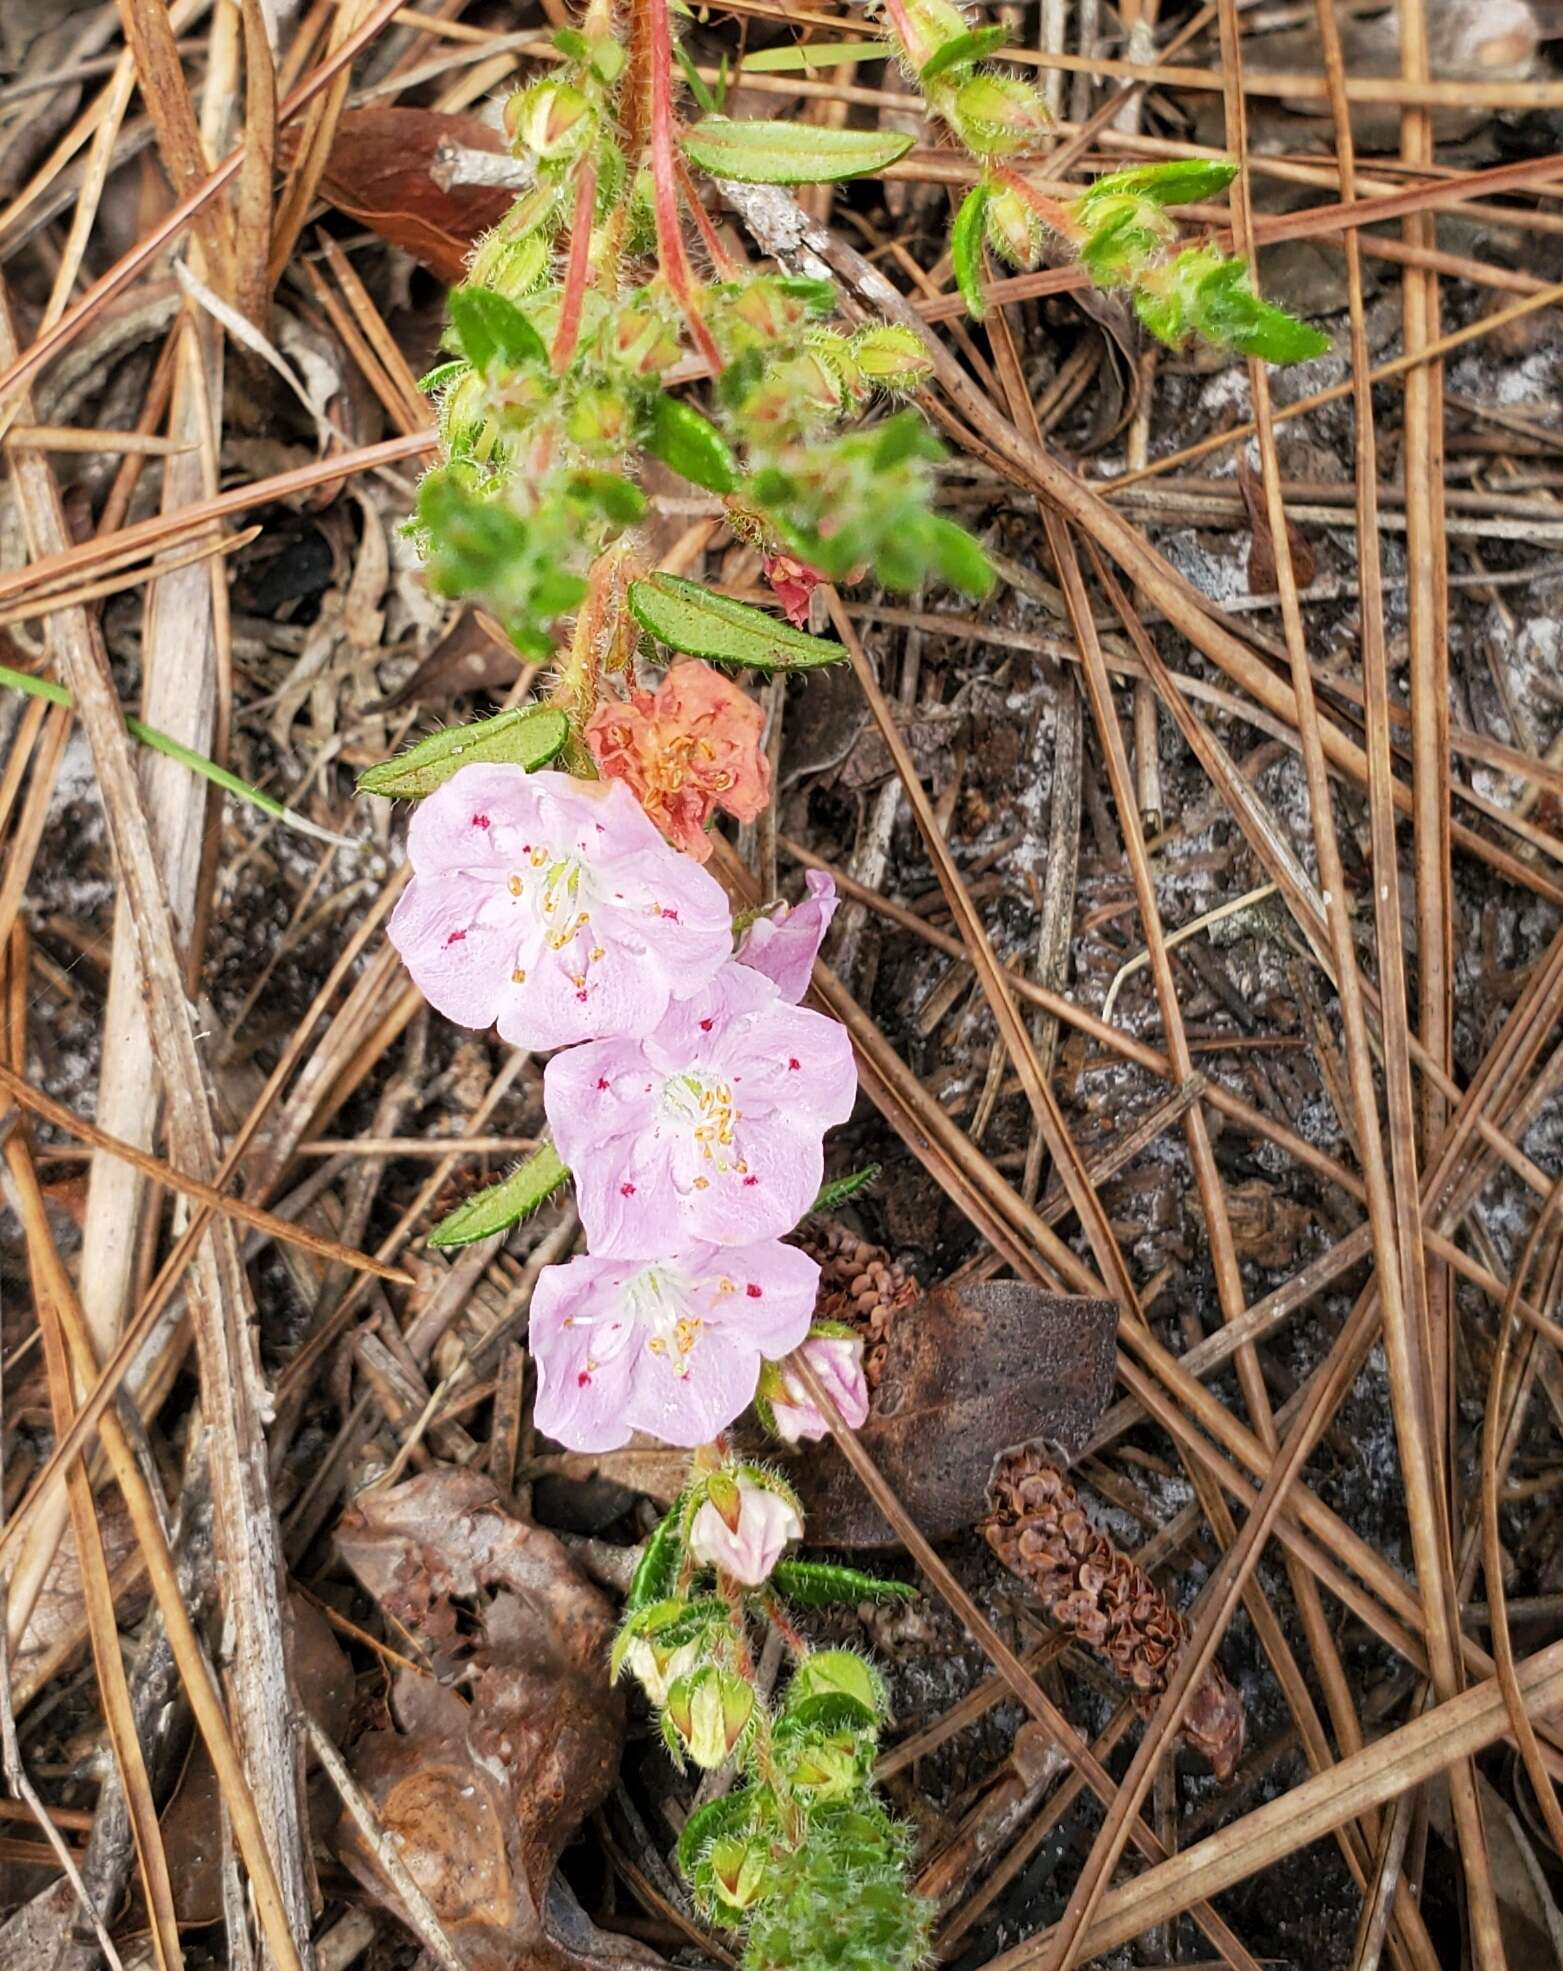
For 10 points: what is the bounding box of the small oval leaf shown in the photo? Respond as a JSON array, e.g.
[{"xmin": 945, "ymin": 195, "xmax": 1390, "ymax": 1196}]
[
  {"xmin": 810, "ymin": 1164, "xmax": 882, "ymax": 1214},
  {"xmin": 447, "ymin": 285, "xmax": 547, "ymax": 374},
  {"xmin": 628, "ymin": 573, "xmax": 847, "ymax": 671},
  {"xmin": 920, "ymin": 25, "xmax": 1009, "ymax": 85},
  {"xmin": 1081, "ymin": 158, "xmax": 1239, "ymax": 208},
  {"xmin": 646, "ymin": 395, "xmax": 740, "ymax": 494},
  {"xmin": 770, "ymin": 1559, "xmax": 916, "ymax": 1607},
  {"xmin": 358, "ymin": 705, "xmax": 569, "ymax": 800},
  {"xmin": 951, "ymin": 182, "xmax": 990, "ymax": 321},
  {"xmin": 626, "ymin": 1501, "xmax": 686, "ymax": 1615},
  {"xmin": 427, "ymin": 1144, "xmax": 568, "ymax": 1248},
  {"xmin": 682, "ymin": 117, "xmax": 914, "ymax": 185}
]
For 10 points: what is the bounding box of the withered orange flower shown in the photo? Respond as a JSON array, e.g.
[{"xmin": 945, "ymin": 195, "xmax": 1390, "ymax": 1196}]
[{"xmin": 585, "ymin": 660, "xmax": 770, "ymax": 862}]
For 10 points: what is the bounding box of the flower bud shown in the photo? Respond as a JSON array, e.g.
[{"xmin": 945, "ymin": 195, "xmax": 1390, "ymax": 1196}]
[
  {"xmin": 892, "ymin": 0, "xmax": 972, "ymax": 72},
  {"xmin": 767, "ymin": 1331, "xmax": 869, "ymax": 1444},
  {"xmin": 689, "ymin": 1474, "xmax": 802, "ymax": 1586},
  {"xmin": 948, "ymin": 73, "xmax": 1052, "ymax": 157},
  {"xmin": 665, "ymin": 1666, "xmax": 755, "ymax": 1768},
  {"xmin": 567, "ymin": 385, "xmax": 631, "ymax": 452},
  {"xmin": 467, "ymin": 229, "xmax": 551, "ymax": 303},
  {"xmin": 790, "ymin": 1650, "xmax": 885, "ymax": 1717},
  {"xmin": 508, "ymin": 80, "xmax": 595, "ymax": 161},
  {"xmin": 984, "ymin": 183, "xmax": 1043, "ymax": 267},
  {"xmin": 602, "ymin": 304, "xmax": 683, "ymax": 376},
  {"xmin": 783, "ymin": 1732, "xmax": 864, "ymax": 1800},
  {"xmin": 849, "ymin": 324, "xmax": 934, "ymax": 392},
  {"xmin": 705, "ymin": 1835, "xmax": 771, "ymax": 1913},
  {"xmin": 622, "ymin": 1634, "xmax": 701, "ymax": 1707},
  {"xmin": 724, "ymin": 277, "xmax": 810, "ymax": 346}
]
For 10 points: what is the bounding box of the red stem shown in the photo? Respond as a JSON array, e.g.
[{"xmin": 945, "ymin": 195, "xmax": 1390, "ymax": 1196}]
[
  {"xmin": 551, "ymin": 156, "xmax": 598, "ymax": 374},
  {"xmin": 676, "ymin": 155, "xmax": 738, "ymax": 280},
  {"xmin": 644, "ymin": 0, "xmax": 722, "ymax": 372},
  {"xmin": 879, "ymin": 0, "xmax": 917, "ymax": 54}
]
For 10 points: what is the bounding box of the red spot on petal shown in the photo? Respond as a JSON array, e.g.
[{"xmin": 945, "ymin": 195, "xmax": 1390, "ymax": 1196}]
[
  {"xmin": 596, "ymin": 1077, "xmax": 611, "ymax": 1091},
  {"xmin": 577, "ymin": 990, "xmax": 589, "ymax": 1001},
  {"xmin": 577, "ymin": 1371, "xmax": 592, "ymax": 1387},
  {"xmin": 699, "ymin": 1018, "xmax": 714, "ymax": 1032},
  {"xmin": 621, "ymin": 1183, "xmax": 637, "ymax": 1197},
  {"xmin": 661, "ymin": 908, "xmax": 680, "ymax": 921},
  {"xmin": 788, "ymin": 1058, "xmax": 800, "ymax": 1071},
  {"xmin": 746, "ymin": 1283, "xmax": 763, "ymax": 1298},
  {"xmin": 471, "ymin": 812, "xmax": 491, "ymax": 829},
  {"xmin": 742, "ymin": 1175, "xmax": 759, "ymax": 1187},
  {"xmin": 445, "ymin": 929, "xmax": 467, "ymax": 945}
]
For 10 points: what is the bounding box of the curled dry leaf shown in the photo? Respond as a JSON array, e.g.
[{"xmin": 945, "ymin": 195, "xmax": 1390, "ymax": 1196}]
[
  {"xmin": 785, "ymin": 1280, "xmax": 1118, "ymax": 1547},
  {"xmin": 309, "ymin": 109, "xmax": 517, "ymax": 283},
  {"xmin": 1237, "ymin": 451, "xmax": 1316, "ymax": 596},
  {"xmin": 334, "ymin": 1469, "xmax": 666, "ymax": 1971}
]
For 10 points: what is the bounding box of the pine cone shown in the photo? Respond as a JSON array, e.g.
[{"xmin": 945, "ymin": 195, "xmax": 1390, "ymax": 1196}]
[
  {"xmin": 980, "ymin": 1447, "xmax": 1245, "ymax": 1780},
  {"xmin": 793, "ymin": 1221, "xmax": 918, "ymax": 1390}
]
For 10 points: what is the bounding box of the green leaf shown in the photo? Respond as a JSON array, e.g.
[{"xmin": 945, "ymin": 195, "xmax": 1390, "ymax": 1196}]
[
  {"xmin": 627, "ymin": 1502, "xmax": 686, "ymax": 1616},
  {"xmin": 1190, "ymin": 255, "xmax": 1330, "ymax": 363},
  {"xmin": 1080, "ymin": 158, "xmax": 1239, "ymax": 208},
  {"xmin": 447, "ymin": 285, "xmax": 547, "ymax": 375},
  {"xmin": 810, "ymin": 1164, "xmax": 881, "ymax": 1213},
  {"xmin": 646, "ymin": 395, "xmax": 740, "ymax": 494},
  {"xmin": 780, "ymin": 1690, "xmax": 880, "ymax": 1734},
  {"xmin": 357, "ymin": 706, "xmax": 569, "ymax": 799},
  {"xmin": 921, "ymin": 513, "xmax": 994, "ymax": 597},
  {"xmin": 565, "ymin": 468, "xmax": 648, "ymax": 525},
  {"xmin": 677, "ymin": 1791, "xmax": 756, "ymax": 1874},
  {"xmin": 951, "ymin": 182, "xmax": 990, "ymax": 320},
  {"xmin": 427, "ymin": 1145, "xmax": 569, "ymax": 1249},
  {"xmin": 418, "ymin": 358, "xmax": 469, "ymax": 395},
  {"xmin": 919, "ymin": 25, "xmax": 1008, "ymax": 85},
  {"xmin": 681, "ymin": 118, "xmax": 914, "ymax": 185},
  {"xmin": 772, "ymin": 1560, "xmax": 917, "ymax": 1608},
  {"xmin": 741, "ymin": 39, "xmax": 884, "ymax": 72},
  {"xmin": 628, "ymin": 573, "xmax": 847, "ymax": 671},
  {"xmin": 552, "ymin": 24, "xmax": 589, "ymax": 59},
  {"xmin": 673, "ymin": 32, "xmax": 718, "ymax": 114}
]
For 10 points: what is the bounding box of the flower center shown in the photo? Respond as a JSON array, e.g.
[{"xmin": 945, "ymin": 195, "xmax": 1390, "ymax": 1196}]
[
  {"xmin": 625, "ymin": 1266, "xmax": 704, "ymax": 1378},
  {"xmin": 659, "ymin": 1070, "xmax": 744, "ymax": 1182},
  {"xmin": 504, "ymin": 847, "xmax": 607, "ymax": 994}
]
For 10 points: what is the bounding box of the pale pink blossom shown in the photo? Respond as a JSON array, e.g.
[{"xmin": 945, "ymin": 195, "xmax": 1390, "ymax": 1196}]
[
  {"xmin": 769, "ymin": 1331, "xmax": 870, "ymax": 1443},
  {"xmin": 543, "ymin": 962, "xmax": 857, "ymax": 1256},
  {"xmin": 530, "ymin": 1238, "xmax": 819, "ymax": 1450},
  {"xmin": 585, "ymin": 661, "xmax": 770, "ymax": 862},
  {"xmin": 688, "ymin": 1476, "xmax": 803, "ymax": 1586},
  {"xmin": 387, "ymin": 763, "xmax": 732, "ymax": 1051},
  {"xmin": 737, "ymin": 870, "xmax": 838, "ymax": 1003}
]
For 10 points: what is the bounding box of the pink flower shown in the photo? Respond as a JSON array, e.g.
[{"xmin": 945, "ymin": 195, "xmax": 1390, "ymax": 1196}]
[
  {"xmin": 544, "ymin": 962, "xmax": 857, "ymax": 1256},
  {"xmin": 585, "ymin": 661, "xmax": 771, "ymax": 863},
  {"xmin": 529, "ymin": 1239, "xmax": 819, "ymax": 1450},
  {"xmin": 769, "ymin": 1331, "xmax": 869, "ymax": 1444},
  {"xmin": 689, "ymin": 1475, "xmax": 803, "ymax": 1586},
  {"xmin": 763, "ymin": 555, "xmax": 823, "ymax": 629},
  {"xmin": 737, "ymin": 871, "xmax": 838, "ymax": 1003},
  {"xmin": 387, "ymin": 763, "xmax": 732, "ymax": 1051}
]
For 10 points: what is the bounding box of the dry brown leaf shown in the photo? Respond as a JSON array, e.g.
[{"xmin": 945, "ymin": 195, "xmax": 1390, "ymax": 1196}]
[
  {"xmin": 333, "ymin": 1469, "xmax": 664, "ymax": 1971},
  {"xmin": 786, "ymin": 1281, "xmax": 1118, "ymax": 1547},
  {"xmin": 308, "ymin": 109, "xmax": 517, "ymax": 283}
]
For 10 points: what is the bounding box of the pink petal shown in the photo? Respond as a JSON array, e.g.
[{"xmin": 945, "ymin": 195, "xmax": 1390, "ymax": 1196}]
[
  {"xmin": 737, "ymin": 871, "xmax": 838, "ymax": 1003},
  {"xmin": 726, "ymin": 1001, "xmax": 857, "ymax": 1126},
  {"xmin": 402, "ymin": 762, "xmax": 542, "ymax": 875},
  {"xmin": 496, "ymin": 930, "xmax": 665, "ymax": 1054},
  {"xmin": 686, "ymin": 1240, "xmax": 819, "ymax": 1354},
  {"xmin": 680, "ymin": 1119, "xmax": 824, "ymax": 1247},
  {"xmin": 388, "ymin": 875, "xmax": 519, "ymax": 1031},
  {"xmin": 529, "ymin": 1261, "xmax": 639, "ymax": 1452}
]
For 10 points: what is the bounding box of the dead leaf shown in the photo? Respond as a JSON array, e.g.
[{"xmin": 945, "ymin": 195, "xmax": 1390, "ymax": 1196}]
[
  {"xmin": 333, "ymin": 1470, "xmax": 664, "ymax": 1971},
  {"xmin": 1430, "ymin": 1771, "xmax": 1563, "ymax": 1971},
  {"xmin": 308, "ymin": 109, "xmax": 517, "ymax": 283},
  {"xmin": 785, "ymin": 1282, "xmax": 1118, "ymax": 1547},
  {"xmin": 1238, "ymin": 451, "xmax": 1316, "ymax": 596}
]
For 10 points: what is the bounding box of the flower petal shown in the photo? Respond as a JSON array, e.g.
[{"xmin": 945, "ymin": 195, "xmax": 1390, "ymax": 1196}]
[
  {"xmin": 530, "ymin": 1260, "xmax": 639, "ymax": 1452},
  {"xmin": 737, "ymin": 871, "xmax": 838, "ymax": 1003},
  {"xmin": 388, "ymin": 875, "xmax": 519, "ymax": 1031}
]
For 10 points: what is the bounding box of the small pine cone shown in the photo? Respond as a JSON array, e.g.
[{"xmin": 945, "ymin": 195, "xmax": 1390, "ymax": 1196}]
[
  {"xmin": 981, "ymin": 1446, "xmax": 1245, "ymax": 1781},
  {"xmin": 791, "ymin": 1219, "xmax": 918, "ymax": 1390}
]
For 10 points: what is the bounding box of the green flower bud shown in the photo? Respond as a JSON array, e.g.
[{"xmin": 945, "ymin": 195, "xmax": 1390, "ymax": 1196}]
[
  {"xmin": 850, "ymin": 324, "xmax": 934, "ymax": 391},
  {"xmin": 601, "ymin": 304, "xmax": 682, "ymax": 376},
  {"xmin": 623, "ymin": 1634, "xmax": 701, "ymax": 1707},
  {"xmin": 467, "ymin": 229, "xmax": 551, "ymax": 303},
  {"xmin": 948, "ymin": 73, "xmax": 1052, "ymax": 157},
  {"xmin": 893, "ymin": 0, "xmax": 972, "ymax": 72},
  {"xmin": 790, "ymin": 1650, "xmax": 886, "ymax": 1717},
  {"xmin": 567, "ymin": 385, "xmax": 631, "ymax": 453},
  {"xmin": 508, "ymin": 79, "xmax": 595, "ymax": 161},
  {"xmin": 705, "ymin": 1834, "xmax": 771, "ymax": 1914},
  {"xmin": 984, "ymin": 183, "xmax": 1043, "ymax": 267},
  {"xmin": 724, "ymin": 277, "xmax": 811, "ymax": 347},
  {"xmin": 437, "ymin": 369, "xmax": 487, "ymax": 448},
  {"xmin": 784, "ymin": 1732, "xmax": 864, "ymax": 1800},
  {"xmin": 666, "ymin": 1666, "xmax": 755, "ymax": 1769}
]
